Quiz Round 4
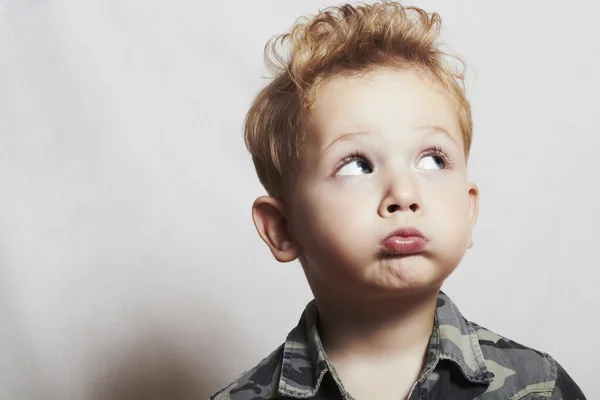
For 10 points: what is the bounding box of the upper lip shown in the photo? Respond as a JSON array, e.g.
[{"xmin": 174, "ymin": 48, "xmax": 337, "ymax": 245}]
[{"xmin": 383, "ymin": 227, "xmax": 426, "ymax": 241}]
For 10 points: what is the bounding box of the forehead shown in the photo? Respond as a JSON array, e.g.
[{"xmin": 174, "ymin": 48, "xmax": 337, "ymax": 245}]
[{"xmin": 307, "ymin": 68, "xmax": 462, "ymax": 147}]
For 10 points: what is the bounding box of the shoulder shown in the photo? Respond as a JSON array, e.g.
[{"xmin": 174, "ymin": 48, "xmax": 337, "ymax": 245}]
[
  {"xmin": 471, "ymin": 320, "xmax": 554, "ymax": 377},
  {"xmin": 469, "ymin": 320, "xmax": 586, "ymax": 399},
  {"xmin": 209, "ymin": 344, "xmax": 285, "ymax": 400}
]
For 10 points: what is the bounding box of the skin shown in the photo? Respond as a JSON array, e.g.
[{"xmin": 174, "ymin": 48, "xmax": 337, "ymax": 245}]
[{"xmin": 251, "ymin": 67, "xmax": 479, "ymax": 399}]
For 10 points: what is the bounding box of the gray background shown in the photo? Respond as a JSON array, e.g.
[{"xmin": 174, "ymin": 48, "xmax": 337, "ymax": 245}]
[{"xmin": 0, "ymin": 0, "xmax": 598, "ymax": 398}]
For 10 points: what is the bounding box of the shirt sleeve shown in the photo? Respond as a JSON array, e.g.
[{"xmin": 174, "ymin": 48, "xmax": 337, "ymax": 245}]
[{"xmin": 550, "ymin": 359, "xmax": 586, "ymax": 400}]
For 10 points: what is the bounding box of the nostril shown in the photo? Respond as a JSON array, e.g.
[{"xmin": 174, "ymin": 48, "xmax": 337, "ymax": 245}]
[
  {"xmin": 386, "ymin": 203, "xmax": 419, "ymax": 213},
  {"xmin": 387, "ymin": 204, "xmax": 400, "ymax": 213}
]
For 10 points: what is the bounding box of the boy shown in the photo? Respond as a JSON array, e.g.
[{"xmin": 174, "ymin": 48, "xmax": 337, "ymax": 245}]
[{"xmin": 210, "ymin": 1, "xmax": 586, "ymax": 399}]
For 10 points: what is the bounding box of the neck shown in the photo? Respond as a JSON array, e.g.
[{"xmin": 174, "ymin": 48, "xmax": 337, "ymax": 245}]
[{"xmin": 315, "ymin": 288, "xmax": 440, "ymax": 364}]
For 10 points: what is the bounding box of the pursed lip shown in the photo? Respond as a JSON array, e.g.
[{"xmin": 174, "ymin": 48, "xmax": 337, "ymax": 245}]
[{"xmin": 380, "ymin": 227, "xmax": 427, "ymax": 255}]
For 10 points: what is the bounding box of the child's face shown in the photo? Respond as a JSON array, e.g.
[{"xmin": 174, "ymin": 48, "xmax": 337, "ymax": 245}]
[{"xmin": 287, "ymin": 68, "xmax": 479, "ymax": 298}]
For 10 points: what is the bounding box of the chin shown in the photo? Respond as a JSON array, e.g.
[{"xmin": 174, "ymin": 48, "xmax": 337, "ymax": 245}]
[
  {"xmin": 363, "ymin": 281, "xmax": 443, "ymax": 299},
  {"xmin": 368, "ymin": 256, "xmax": 452, "ymax": 292}
]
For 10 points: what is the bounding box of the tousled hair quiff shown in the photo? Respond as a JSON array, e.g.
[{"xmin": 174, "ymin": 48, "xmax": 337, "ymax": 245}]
[{"xmin": 244, "ymin": 1, "xmax": 472, "ymax": 198}]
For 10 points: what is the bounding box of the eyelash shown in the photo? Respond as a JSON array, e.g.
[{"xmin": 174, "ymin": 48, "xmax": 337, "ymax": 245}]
[
  {"xmin": 335, "ymin": 150, "xmax": 370, "ymax": 172},
  {"xmin": 334, "ymin": 146, "xmax": 453, "ymax": 173},
  {"xmin": 422, "ymin": 145, "xmax": 454, "ymax": 166}
]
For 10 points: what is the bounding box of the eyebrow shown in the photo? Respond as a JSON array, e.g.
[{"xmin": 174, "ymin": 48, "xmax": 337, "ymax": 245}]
[
  {"xmin": 321, "ymin": 131, "xmax": 367, "ymax": 156},
  {"xmin": 321, "ymin": 125, "xmax": 458, "ymax": 157},
  {"xmin": 417, "ymin": 125, "xmax": 459, "ymax": 146}
]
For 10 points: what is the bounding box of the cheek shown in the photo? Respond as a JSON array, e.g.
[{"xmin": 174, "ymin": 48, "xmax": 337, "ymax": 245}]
[
  {"xmin": 310, "ymin": 179, "xmax": 376, "ymax": 214},
  {"xmin": 423, "ymin": 178, "xmax": 471, "ymax": 222},
  {"xmin": 434, "ymin": 194, "xmax": 472, "ymax": 243},
  {"xmin": 313, "ymin": 190, "xmax": 369, "ymax": 233},
  {"xmin": 292, "ymin": 183, "xmax": 376, "ymax": 247}
]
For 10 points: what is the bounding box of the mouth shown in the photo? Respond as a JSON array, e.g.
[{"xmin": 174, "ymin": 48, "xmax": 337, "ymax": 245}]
[{"xmin": 380, "ymin": 227, "xmax": 427, "ymax": 256}]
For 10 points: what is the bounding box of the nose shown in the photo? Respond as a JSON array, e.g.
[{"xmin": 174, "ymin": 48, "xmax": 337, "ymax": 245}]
[{"xmin": 378, "ymin": 171, "xmax": 423, "ymax": 217}]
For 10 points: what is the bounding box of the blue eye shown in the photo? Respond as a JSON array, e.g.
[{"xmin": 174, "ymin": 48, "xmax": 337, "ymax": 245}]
[
  {"xmin": 417, "ymin": 146, "xmax": 452, "ymax": 170},
  {"xmin": 336, "ymin": 154, "xmax": 373, "ymax": 176},
  {"xmin": 417, "ymin": 155, "xmax": 446, "ymax": 170}
]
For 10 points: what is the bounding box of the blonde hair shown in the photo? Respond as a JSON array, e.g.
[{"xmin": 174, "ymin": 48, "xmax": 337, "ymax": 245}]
[{"xmin": 244, "ymin": 1, "xmax": 471, "ymax": 198}]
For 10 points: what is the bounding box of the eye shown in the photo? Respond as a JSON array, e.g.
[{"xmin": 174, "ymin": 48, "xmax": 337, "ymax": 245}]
[
  {"xmin": 416, "ymin": 146, "xmax": 451, "ymax": 170},
  {"xmin": 336, "ymin": 153, "xmax": 373, "ymax": 176},
  {"xmin": 417, "ymin": 155, "xmax": 445, "ymax": 170}
]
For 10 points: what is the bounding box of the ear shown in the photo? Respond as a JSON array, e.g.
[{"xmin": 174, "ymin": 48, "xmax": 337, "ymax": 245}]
[
  {"xmin": 252, "ymin": 196, "xmax": 300, "ymax": 263},
  {"xmin": 467, "ymin": 182, "xmax": 479, "ymax": 249}
]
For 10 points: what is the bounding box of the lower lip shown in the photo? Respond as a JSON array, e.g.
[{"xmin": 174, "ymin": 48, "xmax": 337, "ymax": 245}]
[{"xmin": 381, "ymin": 236, "xmax": 426, "ymax": 255}]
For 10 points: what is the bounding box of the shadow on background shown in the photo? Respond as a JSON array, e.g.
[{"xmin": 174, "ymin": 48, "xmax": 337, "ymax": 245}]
[{"xmin": 88, "ymin": 324, "xmax": 232, "ymax": 400}]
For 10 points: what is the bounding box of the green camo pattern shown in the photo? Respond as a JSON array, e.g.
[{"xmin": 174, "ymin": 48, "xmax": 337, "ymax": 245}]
[{"xmin": 210, "ymin": 291, "xmax": 586, "ymax": 399}]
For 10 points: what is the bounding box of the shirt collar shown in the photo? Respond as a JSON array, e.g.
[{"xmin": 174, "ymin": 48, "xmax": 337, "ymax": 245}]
[
  {"xmin": 423, "ymin": 291, "xmax": 495, "ymax": 384},
  {"xmin": 278, "ymin": 300, "xmax": 342, "ymax": 398},
  {"xmin": 278, "ymin": 291, "xmax": 494, "ymax": 398}
]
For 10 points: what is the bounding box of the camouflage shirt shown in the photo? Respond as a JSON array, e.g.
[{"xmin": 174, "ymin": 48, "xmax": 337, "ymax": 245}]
[{"xmin": 210, "ymin": 291, "xmax": 586, "ymax": 399}]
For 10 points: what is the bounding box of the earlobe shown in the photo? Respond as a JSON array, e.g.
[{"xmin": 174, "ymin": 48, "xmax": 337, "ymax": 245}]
[
  {"xmin": 252, "ymin": 196, "xmax": 300, "ymax": 263},
  {"xmin": 467, "ymin": 183, "xmax": 479, "ymax": 249}
]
